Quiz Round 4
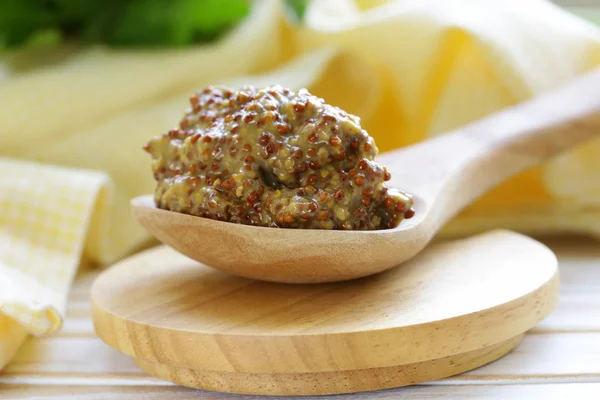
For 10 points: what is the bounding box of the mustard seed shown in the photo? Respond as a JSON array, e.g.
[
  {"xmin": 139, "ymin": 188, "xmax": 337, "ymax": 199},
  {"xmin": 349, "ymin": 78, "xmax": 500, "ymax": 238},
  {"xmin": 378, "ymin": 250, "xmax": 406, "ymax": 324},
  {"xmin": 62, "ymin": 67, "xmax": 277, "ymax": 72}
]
[{"xmin": 145, "ymin": 85, "xmax": 414, "ymax": 231}]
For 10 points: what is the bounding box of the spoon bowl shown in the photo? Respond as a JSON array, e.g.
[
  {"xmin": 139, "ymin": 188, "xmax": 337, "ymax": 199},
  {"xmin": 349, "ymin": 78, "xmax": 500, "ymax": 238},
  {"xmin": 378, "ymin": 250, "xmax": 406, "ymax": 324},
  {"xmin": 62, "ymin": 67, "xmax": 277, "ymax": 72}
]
[
  {"xmin": 132, "ymin": 69, "xmax": 600, "ymax": 283},
  {"xmin": 132, "ymin": 193, "xmax": 431, "ymax": 283}
]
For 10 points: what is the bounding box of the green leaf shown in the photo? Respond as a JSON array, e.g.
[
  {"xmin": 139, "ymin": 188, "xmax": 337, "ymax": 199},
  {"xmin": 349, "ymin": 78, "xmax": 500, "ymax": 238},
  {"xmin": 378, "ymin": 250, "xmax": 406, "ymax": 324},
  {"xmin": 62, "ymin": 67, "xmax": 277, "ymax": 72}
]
[
  {"xmin": 0, "ymin": 0, "xmax": 252, "ymax": 48},
  {"xmin": 107, "ymin": 0, "xmax": 251, "ymax": 46},
  {"xmin": 0, "ymin": 0, "xmax": 57, "ymax": 47}
]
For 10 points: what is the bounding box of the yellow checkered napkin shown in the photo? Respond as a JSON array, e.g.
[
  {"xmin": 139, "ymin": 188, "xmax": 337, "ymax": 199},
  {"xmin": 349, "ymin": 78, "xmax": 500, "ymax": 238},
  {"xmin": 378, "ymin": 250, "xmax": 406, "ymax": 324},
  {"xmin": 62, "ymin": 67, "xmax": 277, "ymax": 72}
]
[{"xmin": 0, "ymin": 159, "xmax": 110, "ymax": 364}]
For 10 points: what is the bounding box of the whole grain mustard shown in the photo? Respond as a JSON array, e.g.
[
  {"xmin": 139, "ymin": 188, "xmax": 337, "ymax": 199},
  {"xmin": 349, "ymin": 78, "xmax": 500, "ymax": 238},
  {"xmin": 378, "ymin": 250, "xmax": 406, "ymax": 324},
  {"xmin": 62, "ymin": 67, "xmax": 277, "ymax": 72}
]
[{"xmin": 144, "ymin": 85, "xmax": 414, "ymax": 230}]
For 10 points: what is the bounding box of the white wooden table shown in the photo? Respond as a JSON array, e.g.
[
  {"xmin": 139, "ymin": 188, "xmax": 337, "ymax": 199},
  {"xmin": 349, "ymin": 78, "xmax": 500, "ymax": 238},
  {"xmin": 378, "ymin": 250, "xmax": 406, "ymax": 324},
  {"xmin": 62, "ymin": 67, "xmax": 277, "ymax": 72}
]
[{"xmin": 1, "ymin": 236, "xmax": 599, "ymax": 399}]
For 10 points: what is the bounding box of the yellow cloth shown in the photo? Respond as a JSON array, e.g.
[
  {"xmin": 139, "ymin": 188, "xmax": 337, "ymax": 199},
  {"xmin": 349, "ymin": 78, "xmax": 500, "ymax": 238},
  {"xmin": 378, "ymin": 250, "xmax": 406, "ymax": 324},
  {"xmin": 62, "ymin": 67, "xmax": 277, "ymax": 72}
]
[{"xmin": 2, "ymin": 0, "xmax": 600, "ymax": 368}]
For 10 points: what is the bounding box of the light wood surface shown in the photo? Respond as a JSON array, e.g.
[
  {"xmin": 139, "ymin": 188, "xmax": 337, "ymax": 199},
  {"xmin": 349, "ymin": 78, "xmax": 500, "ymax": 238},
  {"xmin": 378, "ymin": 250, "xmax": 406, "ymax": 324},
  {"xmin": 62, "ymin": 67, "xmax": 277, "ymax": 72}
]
[
  {"xmin": 1, "ymin": 235, "xmax": 599, "ymax": 398},
  {"xmin": 132, "ymin": 68, "xmax": 600, "ymax": 283},
  {"xmin": 90, "ymin": 230, "xmax": 558, "ymax": 395},
  {"xmin": 4, "ymin": 383, "xmax": 600, "ymax": 400}
]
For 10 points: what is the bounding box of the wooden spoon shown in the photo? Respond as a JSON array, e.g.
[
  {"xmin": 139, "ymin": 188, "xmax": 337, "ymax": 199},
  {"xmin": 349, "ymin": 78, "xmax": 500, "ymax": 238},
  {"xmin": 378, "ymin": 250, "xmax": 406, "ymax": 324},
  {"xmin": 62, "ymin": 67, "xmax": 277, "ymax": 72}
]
[{"xmin": 132, "ymin": 69, "xmax": 600, "ymax": 283}]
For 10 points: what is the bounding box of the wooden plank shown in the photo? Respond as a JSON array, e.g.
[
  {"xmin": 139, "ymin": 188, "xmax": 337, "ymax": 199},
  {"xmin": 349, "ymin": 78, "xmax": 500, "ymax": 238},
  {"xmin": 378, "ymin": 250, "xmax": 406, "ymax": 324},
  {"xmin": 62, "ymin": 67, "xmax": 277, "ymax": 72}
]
[
  {"xmin": 533, "ymin": 291, "xmax": 600, "ymax": 332},
  {"xmin": 4, "ymin": 337, "xmax": 141, "ymax": 375},
  {"xmin": 61, "ymin": 316, "xmax": 95, "ymax": 336},
  {"xmin": 460, "ymin": 332, "xmax": 600, "ymax": 380},
  {"xmin": 2, "ymin": 383, "xmax": 600, "ymax": 400},
  {"xmin": 4, "ymin": 333, "xmax": 600, "ymax": 381},
  {"xmin": 533, "ymin": 237, "xmax": 600, "ymax": 332}
]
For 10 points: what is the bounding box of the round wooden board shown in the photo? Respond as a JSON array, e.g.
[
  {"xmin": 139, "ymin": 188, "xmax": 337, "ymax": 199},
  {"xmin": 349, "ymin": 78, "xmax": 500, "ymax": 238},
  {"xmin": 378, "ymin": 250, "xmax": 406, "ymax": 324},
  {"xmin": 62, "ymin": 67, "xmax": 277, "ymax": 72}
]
[{"xmin": 91, "ymin": 230, "xmax": 559, "ymax": 395}]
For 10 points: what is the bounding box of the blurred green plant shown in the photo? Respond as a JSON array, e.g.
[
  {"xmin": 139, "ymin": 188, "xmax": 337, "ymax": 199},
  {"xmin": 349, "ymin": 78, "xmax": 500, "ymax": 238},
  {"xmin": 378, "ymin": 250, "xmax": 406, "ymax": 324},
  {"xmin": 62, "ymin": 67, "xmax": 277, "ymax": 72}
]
[{"xmin": 0, "ymin": 0, "xmax": 252, "ymax": 48}]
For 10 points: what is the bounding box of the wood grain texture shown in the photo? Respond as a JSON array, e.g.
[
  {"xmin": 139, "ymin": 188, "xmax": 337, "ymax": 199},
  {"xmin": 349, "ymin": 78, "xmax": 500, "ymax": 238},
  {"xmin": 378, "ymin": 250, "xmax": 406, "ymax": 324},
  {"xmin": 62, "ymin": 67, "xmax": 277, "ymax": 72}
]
[
  {"xmin": 134, "ymin": 335, "xmax": 523, "ymax": 396},
  {"xmin": 131, "ymin": 69, "xmax": 600, "ymax": 283},
  {"xmin": 91, "ymin": 231, "xmax": 557, "ymax": 373},
  {"xmin": 6, "ymin": 383, "xmax": 600, "ymax": 400},
  {"xmin": 89, "ymin": 230, "xmax": 559, "ymax": 395},
  {"xmin": 59, "ymin": 237, "xmax": 600, "ymax": 336},
  {"xmin": 5, "ymin": 332, "xmax": 600, "ymax": 381}
]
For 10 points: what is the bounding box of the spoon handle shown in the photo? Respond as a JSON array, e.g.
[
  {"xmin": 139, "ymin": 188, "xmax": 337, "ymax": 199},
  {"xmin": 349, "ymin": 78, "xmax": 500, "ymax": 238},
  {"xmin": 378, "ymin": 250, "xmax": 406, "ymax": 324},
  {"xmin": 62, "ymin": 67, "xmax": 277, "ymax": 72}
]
[{"xmin": 381, "ymin": 68, "xmax": 600, "ymax": 230}]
